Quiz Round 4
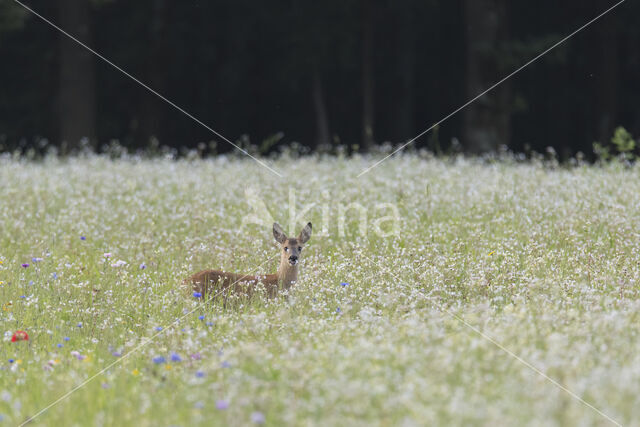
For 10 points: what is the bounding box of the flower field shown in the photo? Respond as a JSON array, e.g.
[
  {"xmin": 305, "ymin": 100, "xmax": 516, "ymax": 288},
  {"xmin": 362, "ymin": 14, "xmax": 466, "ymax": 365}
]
[{"xmin": 1, "ymin": 154, "xmax": 639, "ymax": 425}]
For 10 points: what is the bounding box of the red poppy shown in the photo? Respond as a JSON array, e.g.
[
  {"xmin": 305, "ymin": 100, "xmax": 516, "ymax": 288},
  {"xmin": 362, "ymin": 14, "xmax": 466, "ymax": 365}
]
[{"xmin": 11, "ymin": 330, "xmax": 29, "ymax": 342}]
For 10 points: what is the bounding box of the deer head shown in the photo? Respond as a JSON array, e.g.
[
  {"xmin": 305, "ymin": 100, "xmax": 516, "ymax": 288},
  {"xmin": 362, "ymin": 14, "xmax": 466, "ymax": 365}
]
[{"xmin": 273, "ymin": 222, "xmax": 312, "ymax": 286}]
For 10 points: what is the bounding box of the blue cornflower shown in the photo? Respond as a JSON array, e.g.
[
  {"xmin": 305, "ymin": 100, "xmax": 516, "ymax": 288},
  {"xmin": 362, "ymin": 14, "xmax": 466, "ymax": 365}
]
[
  {"xmin": 28, "ymin": 281, "xmax": 34, "ymax": 285},
  {"xmin": 221, "ymin": 360, "xmax": 231, "ymax": 368},
  {"xmin": 336, "ymin": 307, "xmax": 341, "ymax": 313},
  {"xmin": 340, "ymin": 282, "xmax": 349, "ymax": 287},
  {"xmin": 251, "ymin": 412, "xmax": 266, "ymax": 424},
  {"xmin": 32, "ymin": 257, "xmax": 43, "ymax": 263},
  {"xmin": 206, "ymin": 321, "xmax": 214, "ymax": 326},
  {"xmin": 170, "ymin": 353, "xmax": 182, "ymax": 362},
  {"xmin": 52, "ymin": 272, "xmax": 58, "ymax": 280},
  {"xmin": 77, "ymin": 322, "xmax": 83, "ymax": 328},
  {"xmin": 193, "ymin": 292, "xmax": 202, "ymax": 298},
  {"xmin": 139, "ymin": 263, "xmax": 146, "ymax": 270},
  {"xmin": 63, "ymin": 337, "xmax": 70, "ymax": 341},
  {"xmin": 80, "ymin": 236, "xmax": 86, "ymax": 240},
  {"xmin": 195, "ymin": 370, "xmax": 205, "ymax": 378},
  {"xmin": 198, "ymin": 315, "xmax": 205, "ymax": 320},
  {"xmin": 20, "ymin": 295, "xmax": 25, "ymax": 299},
  {"xmin": 152, "ymin": 356, "xmax": 165, "ymax": 364},
  {"xmin": 155, "ymin": 326, "xmax": 163, "ymax": 332},
  {"xmin": 112, "ymin": 351, "xmax": 122, "ymax": 357},
  {"xmin": 8, "ymin": 359, "xmax": 14, "ymax": 363},
  {"xmin": 57, "ymin": 343, "xmax": 63, "ymax": 348}
]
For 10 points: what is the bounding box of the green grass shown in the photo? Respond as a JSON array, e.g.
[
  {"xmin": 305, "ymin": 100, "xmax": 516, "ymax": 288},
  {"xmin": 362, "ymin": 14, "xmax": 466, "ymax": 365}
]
[{"xmin": 1, "ymin": 154, "xmax": 639, "ymax": 425}]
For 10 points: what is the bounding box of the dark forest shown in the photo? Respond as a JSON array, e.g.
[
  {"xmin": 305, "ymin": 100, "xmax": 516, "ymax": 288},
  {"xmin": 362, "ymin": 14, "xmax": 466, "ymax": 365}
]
[{"xmin": 0, "ymin": 0, "xmax": 637, "ymax": 158}]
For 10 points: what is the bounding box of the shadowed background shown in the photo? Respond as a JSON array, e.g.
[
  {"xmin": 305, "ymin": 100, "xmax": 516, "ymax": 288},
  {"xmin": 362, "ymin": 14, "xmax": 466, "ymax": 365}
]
[{"xmin": 0, "ymin": 0, "xmax": 637, "ymax": 158}]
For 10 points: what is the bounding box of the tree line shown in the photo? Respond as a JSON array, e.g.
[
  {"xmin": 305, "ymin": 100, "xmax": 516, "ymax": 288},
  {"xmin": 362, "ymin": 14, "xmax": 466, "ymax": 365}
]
[{"xmin": 0, "ymin": 0, "xmax": 638, "ymax": 159}]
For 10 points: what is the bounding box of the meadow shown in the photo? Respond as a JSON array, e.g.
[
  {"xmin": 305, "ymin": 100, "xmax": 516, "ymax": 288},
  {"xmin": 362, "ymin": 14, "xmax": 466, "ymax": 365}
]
[{"xmin": 1, "ymin": 153, "xmax": 639, "ymax": 426}]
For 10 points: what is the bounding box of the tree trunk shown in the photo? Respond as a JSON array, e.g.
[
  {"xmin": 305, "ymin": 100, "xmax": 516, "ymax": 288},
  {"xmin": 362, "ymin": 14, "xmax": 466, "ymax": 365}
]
[
  {"xmin": 396, "ymin": 3, "xmax": 415, "ymax": 140},
  {"xmin": 58, "ymin": 0, "xmax": 95, "ymax": 152},
  {"xmin": 593, "ymin": 0, "xmax": 618, "ymax": 145},
  {"xmin": 462, "ymin": 0, "xmax": 510, "ymax": 154},
  {"xmin": 135, "ymin": 0, "xmax": 169, "ymax": 148},
  {"xmin": 312, "ymin": 68, "xmax": 331, "ymax": 150},
  {"xmin": 361, "ymin": 0, "xmax": 375, "ymax": 151}
]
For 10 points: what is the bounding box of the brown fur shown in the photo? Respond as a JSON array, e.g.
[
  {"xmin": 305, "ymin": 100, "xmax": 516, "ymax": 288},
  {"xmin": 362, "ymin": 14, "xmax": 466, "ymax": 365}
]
[
  {"xmin": 185, "ymin": 270, "xmax": 280, "ymax": 299},
  {"xmin": 184, "ymin": 222, "xmax": 312, "ymax": 300}
]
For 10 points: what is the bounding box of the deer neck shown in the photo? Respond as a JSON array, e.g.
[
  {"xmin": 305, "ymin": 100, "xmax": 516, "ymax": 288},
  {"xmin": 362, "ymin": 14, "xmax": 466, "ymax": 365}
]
[{"xmin": 277, "ymin": 260, "xmax": 298, "ymax": 289}]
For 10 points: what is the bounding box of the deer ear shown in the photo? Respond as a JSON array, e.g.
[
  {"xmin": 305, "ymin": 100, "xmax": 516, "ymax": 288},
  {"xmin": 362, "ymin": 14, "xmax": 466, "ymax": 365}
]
[
  {"xmin": 298, "ymin": 222, "xmax": 312, "ymax": 244},
  {"xmin": 273, "ymin": 222, "xmax": 287, "ymax": 244}
]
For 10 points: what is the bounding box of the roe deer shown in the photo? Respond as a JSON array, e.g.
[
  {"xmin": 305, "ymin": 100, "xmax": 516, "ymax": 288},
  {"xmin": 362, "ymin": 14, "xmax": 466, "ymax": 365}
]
[{"xmin": 184, "ymin": 222, "xmax": 312, "ymax": 299}]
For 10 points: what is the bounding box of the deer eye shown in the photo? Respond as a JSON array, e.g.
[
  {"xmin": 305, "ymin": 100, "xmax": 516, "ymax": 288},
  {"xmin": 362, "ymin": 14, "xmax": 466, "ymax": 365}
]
[
  {"xmin": 284, "ymin": 247, "xmax": 289, "ymax": 252},
  {"xmin": 298, "ymin": 247, "xmax": 302, "ymax": 251}
]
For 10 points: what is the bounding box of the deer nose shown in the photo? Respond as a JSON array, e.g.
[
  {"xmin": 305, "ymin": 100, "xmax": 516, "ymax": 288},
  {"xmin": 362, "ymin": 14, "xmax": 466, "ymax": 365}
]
[{"xmin": 289, "ymin": 255, "xmax": 298, "ymax": 262}]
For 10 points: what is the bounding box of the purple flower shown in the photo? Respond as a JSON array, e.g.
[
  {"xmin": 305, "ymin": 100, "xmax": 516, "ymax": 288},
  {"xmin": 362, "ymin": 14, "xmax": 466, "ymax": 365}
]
[
  {"xmin": 193, "ymin": 292, "xmax": 202, "ymax": 298},
  {"xmin": 80, "ymin": 236, "xmax": 86, "ymax": 240},
  {"xmin": 139, "ymin": 263, "xmax": 146, "ymax": 270},
  {"xmin": 336, "ymin": 307, "xmax": 341, "ymax": 313},
  {"xmin": 190, "ymin": 353, "xmax": 202, "ymax": 360},
  {"xmin": 77, "ymin": 322, "xmax": 83, "ymax": 328},
  {"xmin": 198, "ymin": 315, "xmax": 205, "ymax": 320},
  {"xmin": 152, "ymin": 356, "xmax": 165, "ymax": 364},
  {"xmin": 195, "ymin": 370, "xmax": 205, "ymax": 378},
  {"xmin": 251, "ymin": 412, "xmax": 266, "ymax": 424},
  {"xmin": 340, "ymin": 282, "xmax": 349, "ymax": 287},
  {"xmin": 52, "ymin": 272, "xmax": 58, "ymax": 280},
  {"xmin": 21, "ymin": 263, "xmax": 29, "ymax": 268},
  {"xmin": 101, "ymin": 383, "xmax": 110, "ymax": 389},
  {"xmin": 170, "ymin": 353, "xmax": 182, "ymax": 362},
  {"xmin": 216, "ymin": 400, "xmax": 229, "ymax": 410},
  {"xmin": 112, "ymin": 351, "xmax": 122, "ymax": 357},
  {"xmin": 206, "ymin": 321, "xmax": 214, "ymax": 326},
  {"xmin": 103, "ymin": 253, "xmax": 112, "ymax": 259},
  {"xmin": 71, "ymin": 351, "xmax": 85, "ymax": 360}
]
